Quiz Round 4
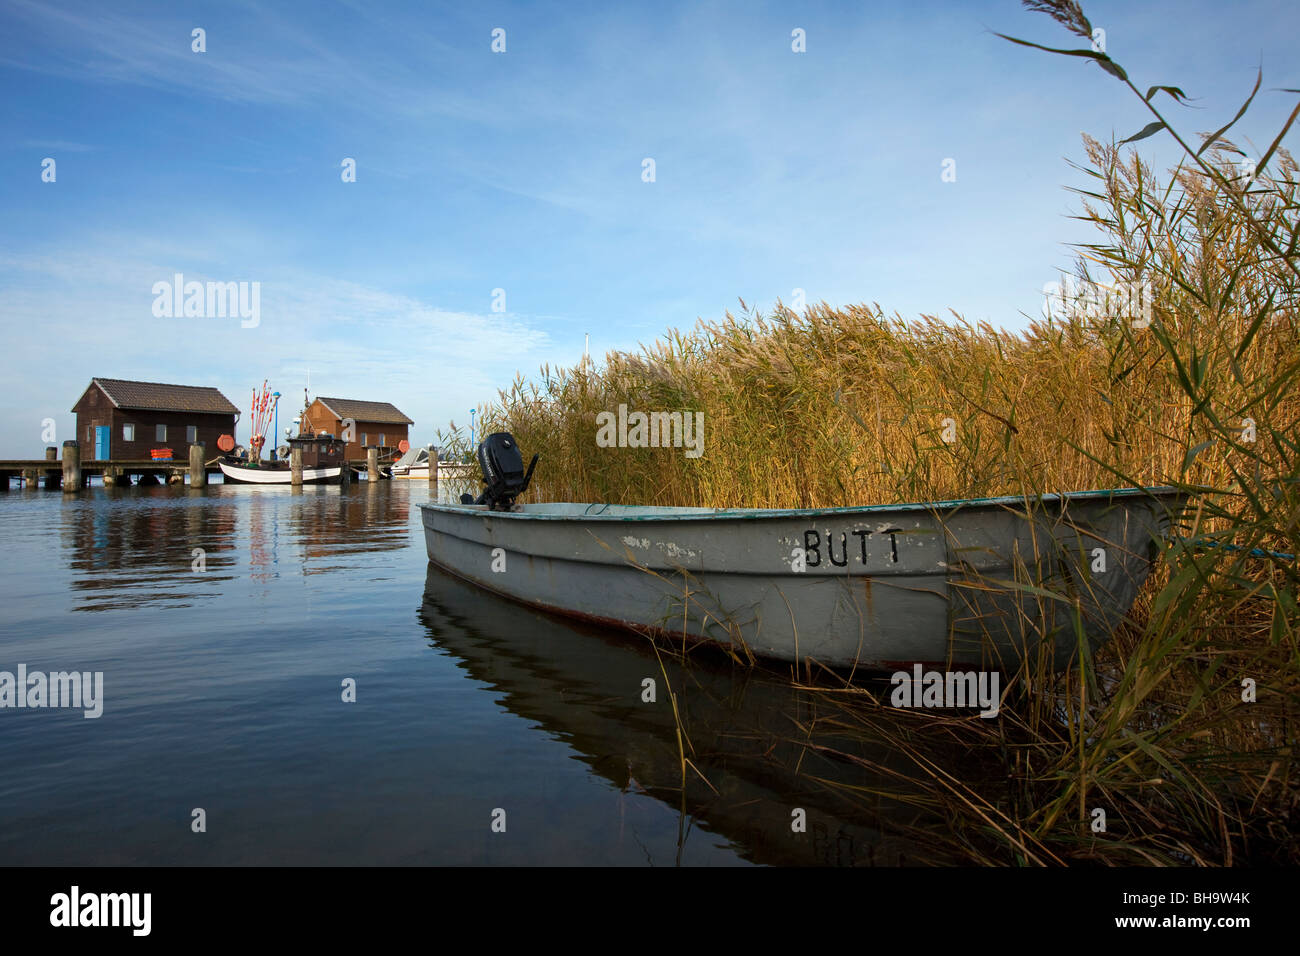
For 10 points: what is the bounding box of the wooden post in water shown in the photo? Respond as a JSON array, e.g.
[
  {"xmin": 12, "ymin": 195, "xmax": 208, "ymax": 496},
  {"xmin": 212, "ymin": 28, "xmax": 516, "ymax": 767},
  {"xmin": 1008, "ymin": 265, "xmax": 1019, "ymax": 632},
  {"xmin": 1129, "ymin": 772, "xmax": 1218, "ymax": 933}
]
[
  {"xmin": 189, "ymin": 443, "xmax": 207, "ymax": 488},
  {"xmin": 366, "ymin": 447, "xmax": 378, "ymax": 482},
  {"xmin": 291, "ymin": 446, "xmax": 303, "ymax": 486},
  {"xmin": 103, "ymin": 465, "xmax": 120, "ymax": 487},
  {"xmin": 61, "ymin": 440, "xmax": 80, "ymax": 493},
  {"xmin": 339, "ymin": 459, "xmax": 351, "ymax": 489},
  {"xmin": 427, "ymin": 446, "xmax": 438, "ymax": 497},
  {"xmin": 44, "ymin": 446, "xmax": 61, "ymax": 490}
]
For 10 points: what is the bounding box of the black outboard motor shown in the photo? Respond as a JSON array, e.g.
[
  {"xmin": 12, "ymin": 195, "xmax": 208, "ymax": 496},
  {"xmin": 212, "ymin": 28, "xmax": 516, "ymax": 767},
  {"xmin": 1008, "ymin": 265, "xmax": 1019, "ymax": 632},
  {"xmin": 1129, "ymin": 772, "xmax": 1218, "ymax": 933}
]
[{"xmin": 460, "ymin": 431, "xmax": 538, "ymax": 511}]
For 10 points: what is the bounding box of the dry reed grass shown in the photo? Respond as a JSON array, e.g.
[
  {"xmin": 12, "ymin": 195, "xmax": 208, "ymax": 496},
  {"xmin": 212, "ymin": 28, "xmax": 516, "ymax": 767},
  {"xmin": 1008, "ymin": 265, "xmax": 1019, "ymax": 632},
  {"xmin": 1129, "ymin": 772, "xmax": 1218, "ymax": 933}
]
[{"xmin": 436, "ymin": 0, "xmax": 1299, "ymax": 864}]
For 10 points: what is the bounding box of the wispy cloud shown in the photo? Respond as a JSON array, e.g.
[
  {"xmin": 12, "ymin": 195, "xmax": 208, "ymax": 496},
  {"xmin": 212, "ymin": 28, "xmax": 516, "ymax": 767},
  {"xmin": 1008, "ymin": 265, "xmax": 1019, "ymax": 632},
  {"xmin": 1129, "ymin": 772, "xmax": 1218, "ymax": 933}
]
[
  {"xmin": 0, "ymin": 0, "xmax": 512, "ymax": 124},
  {"xmin": 1, "ymin": 0, "xmax": 1295, "ymax": 460},
  {"xmin": 0, "ymin": 238, "xmax": 559, "ymax": 452},
  {"xmin": 14, "ymin": 139, "xmax": 97, "ymax": 152}
]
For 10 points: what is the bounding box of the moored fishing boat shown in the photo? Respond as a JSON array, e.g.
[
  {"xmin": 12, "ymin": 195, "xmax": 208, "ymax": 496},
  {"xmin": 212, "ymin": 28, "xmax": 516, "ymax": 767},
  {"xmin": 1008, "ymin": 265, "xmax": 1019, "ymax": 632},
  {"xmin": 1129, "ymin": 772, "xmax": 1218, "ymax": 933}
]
[
  {"xmin": 220, "ymin": 433, "xmax": 346, "ymax": 484},
  {"xmin": 390, "ymin": 444, "xmax": 479, "ymax": 481},
  {"xmin": 220, "ymin": 381, "xmax": 347, "ymax": 484},
  {"xmin": 419, "ymin": 433, "xmax": 1187, "ymax": 670},
  {"xmin": 390, "ymin": 444, "xmax": 433, "ymax": 479}
]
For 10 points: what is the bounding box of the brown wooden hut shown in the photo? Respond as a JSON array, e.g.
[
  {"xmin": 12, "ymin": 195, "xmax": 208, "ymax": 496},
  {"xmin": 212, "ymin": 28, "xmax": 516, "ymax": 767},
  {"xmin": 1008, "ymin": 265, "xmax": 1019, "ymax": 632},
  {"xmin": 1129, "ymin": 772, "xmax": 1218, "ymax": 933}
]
[
  {"xmin": 72, "ymin": 378, "xmax": 239, "ymax": 461},
  {"xmin": 302, "ymin": 397, "xmax": 412, "ymax": 460}
]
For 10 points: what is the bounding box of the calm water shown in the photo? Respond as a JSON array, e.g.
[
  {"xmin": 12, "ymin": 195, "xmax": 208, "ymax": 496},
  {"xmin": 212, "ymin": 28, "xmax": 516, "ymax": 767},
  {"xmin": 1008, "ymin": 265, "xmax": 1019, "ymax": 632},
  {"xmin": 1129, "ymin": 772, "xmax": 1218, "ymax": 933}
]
[{"xmin": 0, "ymin": 480, "xmax": 950, "ymax": 865}]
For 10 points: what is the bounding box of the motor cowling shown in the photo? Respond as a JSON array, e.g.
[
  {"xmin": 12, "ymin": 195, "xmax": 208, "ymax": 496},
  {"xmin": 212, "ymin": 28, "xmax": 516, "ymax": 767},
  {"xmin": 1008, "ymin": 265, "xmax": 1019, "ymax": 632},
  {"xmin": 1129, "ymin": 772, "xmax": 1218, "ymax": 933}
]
[{"xmin": 461, "ymin": 431, "xmax": 538, "ymax": 510}]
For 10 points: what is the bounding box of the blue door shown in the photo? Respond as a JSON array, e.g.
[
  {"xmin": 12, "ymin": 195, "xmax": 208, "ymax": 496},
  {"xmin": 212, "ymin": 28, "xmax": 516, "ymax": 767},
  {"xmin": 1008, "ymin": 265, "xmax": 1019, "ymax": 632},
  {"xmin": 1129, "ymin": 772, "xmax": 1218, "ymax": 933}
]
[{"xmin": 94, "ymin": 426, "xmax": 110, "ymax": 460}]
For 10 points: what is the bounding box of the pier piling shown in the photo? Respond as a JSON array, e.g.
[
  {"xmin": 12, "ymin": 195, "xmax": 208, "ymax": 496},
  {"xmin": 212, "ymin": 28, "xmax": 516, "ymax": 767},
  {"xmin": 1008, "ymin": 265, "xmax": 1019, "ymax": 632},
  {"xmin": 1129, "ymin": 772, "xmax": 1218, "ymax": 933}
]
[
  {"xmin": 366, "ymin": 447, "xmax": 378, "ymax": 482},
  {"xmin": 44, "ymin": 446, "xmax": 62, "ymax": 490},
  {"xmin": 291, "ymin": 446, "xmax": 303, "ymax": 486},
  {"xmin": 189, "ymin": 443, "xmax": 207, "ymax": 488},
  {"xmin": 61, "ymin": 441, "xmax": 80, "ymax": 494}
]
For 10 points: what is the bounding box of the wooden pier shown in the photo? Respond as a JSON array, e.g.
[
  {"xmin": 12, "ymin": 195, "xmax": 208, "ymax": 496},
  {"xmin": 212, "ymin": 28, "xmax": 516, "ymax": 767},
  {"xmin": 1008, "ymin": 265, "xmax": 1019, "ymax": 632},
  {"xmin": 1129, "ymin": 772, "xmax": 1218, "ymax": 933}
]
[
  {"xmin": 0, "ymin": 450, "xmax": 216, "ymax": 490},
  {"xmin": 0, "ymin": 444, "xmax": 406, "ymax": 490}
]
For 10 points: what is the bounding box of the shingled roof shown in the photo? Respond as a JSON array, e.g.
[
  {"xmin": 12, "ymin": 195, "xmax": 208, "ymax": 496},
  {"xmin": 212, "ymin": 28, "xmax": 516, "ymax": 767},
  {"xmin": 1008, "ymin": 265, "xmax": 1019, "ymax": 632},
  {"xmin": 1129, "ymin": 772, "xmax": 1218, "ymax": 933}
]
[
  {"xmin": 315, "ymin": 397, "xmax": 413, "ymax": 425},
  {"xmin": 78, "ymin": 378, "xmax": 240, "ymax": 415}
]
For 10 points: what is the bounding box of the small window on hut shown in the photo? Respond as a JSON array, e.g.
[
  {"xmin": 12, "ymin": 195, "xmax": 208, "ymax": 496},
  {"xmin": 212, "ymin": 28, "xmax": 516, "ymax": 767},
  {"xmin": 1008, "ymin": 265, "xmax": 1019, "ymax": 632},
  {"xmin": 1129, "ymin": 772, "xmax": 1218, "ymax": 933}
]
[
  {"xmin": 379, "ymin": 433, "xmax": 386, "ymax": 447},
  {"xmin": 156, "ymin": 424, "xmax": 167, "ymax": 442},
  {"xmin": 123, "ymin": 424, "xmax": 135, "ymax": 441},
  {"xmin": 361, "ymin": 433, "xmax": 368, "ymax": 447},
  {"xmin": 186, "ymin": 425, "xmax": 197, "ymax": 443}
]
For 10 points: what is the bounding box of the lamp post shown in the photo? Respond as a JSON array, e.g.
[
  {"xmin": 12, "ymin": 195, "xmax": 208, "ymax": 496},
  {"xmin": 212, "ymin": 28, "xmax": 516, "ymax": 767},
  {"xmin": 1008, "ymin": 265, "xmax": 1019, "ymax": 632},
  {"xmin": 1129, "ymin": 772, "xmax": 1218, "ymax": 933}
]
[
  {"xmin": 271, "ymin": 392, "xmax": 281, "ymax": 459},
  {"xmin": 469, "ymin": 407, "xmax": 477, "ymax": 456}
]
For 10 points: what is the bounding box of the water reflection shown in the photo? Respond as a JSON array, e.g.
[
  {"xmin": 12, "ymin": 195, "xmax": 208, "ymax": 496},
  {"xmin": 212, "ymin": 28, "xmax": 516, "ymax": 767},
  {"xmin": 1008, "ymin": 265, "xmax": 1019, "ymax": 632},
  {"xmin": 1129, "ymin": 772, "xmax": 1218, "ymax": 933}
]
[
  {"xmin": 35, "ymin": 482, "xmax": 970, "ymax": 864},
  {"xmin": 418, "ymin": 564, "xmax": 958, "ymax": 865},
  {"xmin": 289, "ymin": 484, "xmax": 410, "ymax": 573},
  {"xmin": 61, "ymin": 489, "xmax": 240, "ymax": 611},
  {"xmin": 61, "ymin": 484, "xmax": 414, "ymax": 611}
]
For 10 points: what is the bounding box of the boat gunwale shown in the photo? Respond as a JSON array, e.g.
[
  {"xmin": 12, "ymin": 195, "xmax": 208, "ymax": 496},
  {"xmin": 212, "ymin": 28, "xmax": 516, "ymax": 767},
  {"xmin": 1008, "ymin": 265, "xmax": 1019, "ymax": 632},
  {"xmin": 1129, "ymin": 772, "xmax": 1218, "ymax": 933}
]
[{"xmin": 419, "ymin": 486, "xmax": 1188, "ymax": 523}]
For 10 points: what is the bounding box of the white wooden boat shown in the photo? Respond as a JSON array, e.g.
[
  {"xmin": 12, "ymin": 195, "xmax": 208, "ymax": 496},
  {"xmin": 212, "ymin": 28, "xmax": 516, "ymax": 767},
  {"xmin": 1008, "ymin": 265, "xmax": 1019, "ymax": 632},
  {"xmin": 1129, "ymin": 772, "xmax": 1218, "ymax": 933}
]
[
  {"xmin": 219, "ymin": 434, "xmax": 346, "ymax": 485},
  {"xmin": 419, "ymin": 487, "xmax": 1186, "ymax": 670},
  {"xmin": 390, "ymin": 445, "xmax": 479, "ymax": 481},
  {"xmin": 218, "ymin": 460, "xmax": 344, "ymax": 484},
  {"xmin": 390, "ymin": 445, "xmax": 433, "ymax": 479}
]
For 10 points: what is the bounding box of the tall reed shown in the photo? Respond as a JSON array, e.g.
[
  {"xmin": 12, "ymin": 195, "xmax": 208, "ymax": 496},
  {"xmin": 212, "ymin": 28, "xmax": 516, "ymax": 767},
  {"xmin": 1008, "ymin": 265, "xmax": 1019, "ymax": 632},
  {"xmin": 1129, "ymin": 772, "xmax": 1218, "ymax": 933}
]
[{"xmin": 443, "ymin": 0, "xmax": 1299, "ymax": 863}]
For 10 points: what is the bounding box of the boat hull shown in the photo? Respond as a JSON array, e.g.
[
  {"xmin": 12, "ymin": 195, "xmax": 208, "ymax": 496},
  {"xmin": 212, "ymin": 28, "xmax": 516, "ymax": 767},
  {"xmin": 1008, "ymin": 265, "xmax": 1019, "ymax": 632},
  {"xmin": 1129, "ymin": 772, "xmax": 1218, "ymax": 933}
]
[
  {"xmin": 219, "ymin": 460, "xmax": 343, "ymax": 484},
  {"xmin": 419, "ymin": 489, "xmax": 1186, "ymax": 669}
]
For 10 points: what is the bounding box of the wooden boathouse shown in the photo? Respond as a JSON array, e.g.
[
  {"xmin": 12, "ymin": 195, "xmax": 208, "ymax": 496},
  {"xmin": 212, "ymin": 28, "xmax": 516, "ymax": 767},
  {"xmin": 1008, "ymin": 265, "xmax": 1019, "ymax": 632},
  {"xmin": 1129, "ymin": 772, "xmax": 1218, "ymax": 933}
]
[
  {"xmin": 72, "ymin": 377, "xmax": 240, "ymax": 461},
  {"xmin": 1, "ymin": 382, "xmax": 421, "ymax": 490},
  {"xmin": 302, "ymin": 397, "xmax": 413, "ymax": 460}
]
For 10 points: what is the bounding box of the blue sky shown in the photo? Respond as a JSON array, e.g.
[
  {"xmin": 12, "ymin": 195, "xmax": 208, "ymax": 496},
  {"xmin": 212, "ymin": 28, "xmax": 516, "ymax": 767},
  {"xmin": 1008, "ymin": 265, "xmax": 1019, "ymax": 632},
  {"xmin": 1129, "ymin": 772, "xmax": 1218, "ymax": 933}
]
[{"xmin": 1, "ymin": 0, "xmax": 1296, "ymax": 454}]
